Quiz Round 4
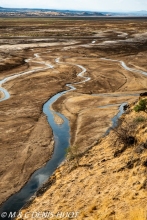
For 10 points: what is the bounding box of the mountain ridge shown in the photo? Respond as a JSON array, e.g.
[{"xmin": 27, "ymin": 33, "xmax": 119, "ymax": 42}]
[{"xmin": 0, "ymin": 7, "xmax": 147, "ymax": 17}]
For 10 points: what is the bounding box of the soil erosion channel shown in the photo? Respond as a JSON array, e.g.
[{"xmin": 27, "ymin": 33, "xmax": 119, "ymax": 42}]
[{"xmin": 0, "ymin": 55, "xmax": 144, "ymax": 217}]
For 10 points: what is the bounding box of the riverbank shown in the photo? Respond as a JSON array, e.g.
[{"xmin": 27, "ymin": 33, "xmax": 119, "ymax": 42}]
[
  {"xmin": 0, "ymin": 90, "xmax": 4, "ymax": 99},
  {"xmin": 0, "ymin": 48, "xmax": 147, "ymax": 207},
  {"xmin": 0, "ymin": 48, "xmax": 80, "ymax": 205},
  {"xmin": 52, "ymin": 92, "xmax": 138, "ymax": 152},
  {"xmin": 17, "ymin": 99, "xmax": 147, "ymax": 220},
  {"xmin": 1, "ymin": 18, "xmax": 147, "ymax": 215}
]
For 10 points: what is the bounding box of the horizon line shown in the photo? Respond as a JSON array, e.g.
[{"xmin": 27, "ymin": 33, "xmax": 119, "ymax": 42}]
[{"xmin": 0, "ymin": 6, "xmax": 147, "ymax": 13}]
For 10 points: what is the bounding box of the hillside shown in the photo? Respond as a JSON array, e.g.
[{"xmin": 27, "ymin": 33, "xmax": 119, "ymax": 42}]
[
  {"xmin": 0, "ymin": 8, "xmax": 105, "ymax": 17},
  {"xmin": 0, "ymin": 17, "xmax": 147, "ymax": 219},
  {"xmin": 0, "ymin": 7, "xmax": 147, "ymax": 17},
  {"xmin": 16, "ymin": 98, "xmax": 147, "ymax": 220}
]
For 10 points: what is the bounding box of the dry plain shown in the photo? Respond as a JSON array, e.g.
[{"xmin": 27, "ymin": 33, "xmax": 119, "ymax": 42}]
[{"xmin": 0, "ymin": 18, "xmax": 147, "ymax": 219}]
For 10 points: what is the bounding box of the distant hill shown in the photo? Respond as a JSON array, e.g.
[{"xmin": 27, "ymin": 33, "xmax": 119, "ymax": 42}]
[
  {"xmin": 0, "ymin": 7, "xmax": 105, "ymax": 17},
  {"xmin": 0, "ymin": 7, "xmax": 147, "ymax": 17},
  {"xmin": 81, "ymin": 12, "xmax": 104, "ymax": 16},
  {"xmin": 105, "ymin": 10, "xmax": 147, "ymax": 16}
]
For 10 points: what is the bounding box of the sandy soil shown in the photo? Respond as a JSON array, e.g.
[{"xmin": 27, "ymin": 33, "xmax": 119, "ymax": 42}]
[
  {"xmin": 52, "ymin": 112, "xmax": 64, "ymax": 125},
  {"xmin": 0, "ymin": 18, "xmax": 147, "ymax": 214},
  {"xmin": 52, "ymin": 92, "xmax": 137, "ymax": 152},
  {"xmin": 0, "ymin": 90, "xmax": 4, "ymax": 99},
  {"xmin": 0, "ymin": 49, "xmax": 79, "ymax": 205},
  {"xmin": 19, "ymin": 109, "xmax": 147, "ymax": 220}
]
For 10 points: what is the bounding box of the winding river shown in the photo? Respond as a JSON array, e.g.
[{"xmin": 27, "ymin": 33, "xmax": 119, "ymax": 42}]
[
  {"xmin": 0, "ymin": 55, "xmax": 91, "ymax": 217},
  {"xmin": 0, "ymin": 54, "xmax": 145, "ymax": 218},
  {"xmin": 0, "ymin": 53, "xmax": 53, "ymax": 103},
  {"xmin": 101, "ymin": 58, "xmax": 147, "ymax": 76}
]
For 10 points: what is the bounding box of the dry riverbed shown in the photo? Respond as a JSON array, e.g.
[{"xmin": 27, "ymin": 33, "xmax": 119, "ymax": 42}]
[{"xmin": 0, "ymin": 18, "xmax": 147, "ymax": 218}]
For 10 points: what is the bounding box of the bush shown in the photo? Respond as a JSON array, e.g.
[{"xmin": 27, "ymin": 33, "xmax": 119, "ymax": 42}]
[
  {"xmin": 134, "ymin": 99, "xmax": 147, "ymax": 112},
  {"xmin": 111, "ymin": 119, "xmax": 136, "ymax": 157},
  {"xmin": 66, "ymin": 145, "xmax": 80, "ymax": 167},
  {"xmin": 134, "ymin": 116, "xmax": 147, "ymax": 123}
]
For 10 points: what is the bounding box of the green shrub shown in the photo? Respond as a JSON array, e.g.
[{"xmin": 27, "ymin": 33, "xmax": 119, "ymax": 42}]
[
  {"xmin": 134, "ymin": 99, "xmax": 147, "ymax": 112},
  {"xmin": 134, "ymin": 116, "xmax": 147, "ymax": 123},
  {"xmin": 66, "ymin": 145, "xmax": 80, "ymax": 167}
]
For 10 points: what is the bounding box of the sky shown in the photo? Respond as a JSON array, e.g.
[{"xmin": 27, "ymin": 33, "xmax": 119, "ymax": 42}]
[{"xmin": 0, "ymin": 0, "xmax": 147, "ymax": 12}]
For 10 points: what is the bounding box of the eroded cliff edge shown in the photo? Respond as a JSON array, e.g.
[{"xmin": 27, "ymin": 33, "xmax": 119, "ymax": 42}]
[{"xmin": 17, "ymin": 98, "xmax": 147, "ymax": 220}]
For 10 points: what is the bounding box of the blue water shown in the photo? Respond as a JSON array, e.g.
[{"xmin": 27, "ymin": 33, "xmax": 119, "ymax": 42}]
[
  {"xmin": 105, "ymin": 102, "xmax": 127, "ymax": 135},
  {"xmin": 0, "ymin": 56, "xmax": 143, "ymax": 219},
  {"xmin": 0, "ymin": 59, "xmax": 89, "ymax": 219},
  {"xmin": 0, "ymin": 89, "xmax": 71, "ymax": 219},
  {"xmin": 0, "ymin": 88, "xmax": 10, "ymax": 102}
]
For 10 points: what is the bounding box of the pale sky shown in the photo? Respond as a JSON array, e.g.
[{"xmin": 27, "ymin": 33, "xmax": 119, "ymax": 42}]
[{"xmin": 1, "ymin": 0, "xmax": 147, "ymax": 12}]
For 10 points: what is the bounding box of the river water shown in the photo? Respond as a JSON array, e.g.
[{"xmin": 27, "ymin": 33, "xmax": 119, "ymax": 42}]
[{"xmin": 0, "ymin": 56, "xmax": 145, "ymax": 219}]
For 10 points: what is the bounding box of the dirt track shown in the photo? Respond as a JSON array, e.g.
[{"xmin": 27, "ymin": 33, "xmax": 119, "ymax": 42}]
[{"xmin": 0, "ymin": 18, "xmax": 147, "ymax": 206}]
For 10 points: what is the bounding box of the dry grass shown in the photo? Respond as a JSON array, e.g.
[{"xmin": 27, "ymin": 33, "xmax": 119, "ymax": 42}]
[
  {"xmin": 6, "ymin": 18, "xmax": 147, "ymax": 220},
  {"xmin": 79, "ymin": 208, "xmax": 147, "ymax": 220},
  {"xmin": 129, "ymin": 208, "xmax": 147, "ymax": 220},
  {"xmin": 16, "ymin": 100, "xmax": 147, "ymax": 220}
]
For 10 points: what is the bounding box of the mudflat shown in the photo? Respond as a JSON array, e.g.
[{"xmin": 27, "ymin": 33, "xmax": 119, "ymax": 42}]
[{"xmin": 0, "ymin": 18, "xmax": 147, "ymax": 208}]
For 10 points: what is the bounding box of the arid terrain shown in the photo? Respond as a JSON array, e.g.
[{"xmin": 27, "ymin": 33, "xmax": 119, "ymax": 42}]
[{"xmin": 0, "ymin": 18, "xmax": 147, "ymax": 219}]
